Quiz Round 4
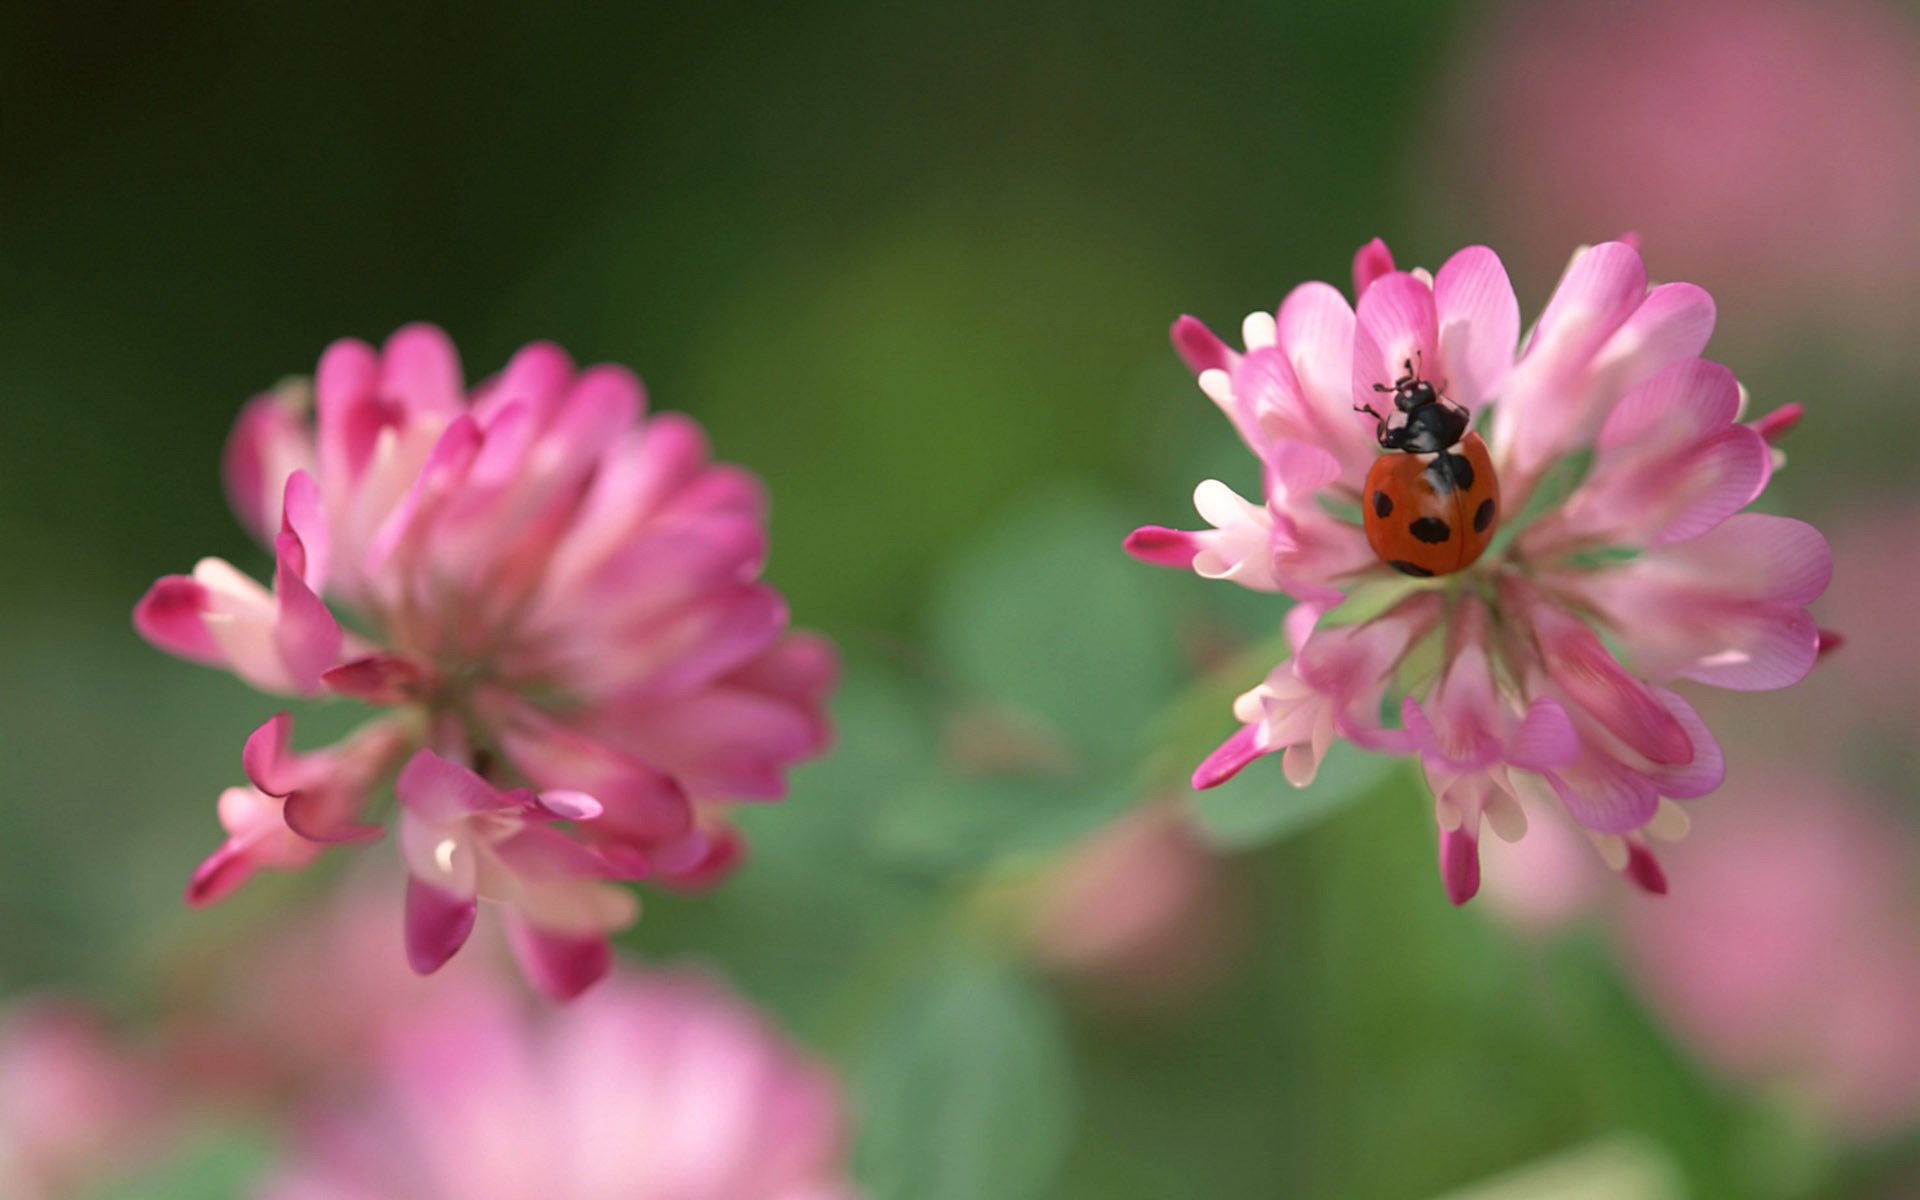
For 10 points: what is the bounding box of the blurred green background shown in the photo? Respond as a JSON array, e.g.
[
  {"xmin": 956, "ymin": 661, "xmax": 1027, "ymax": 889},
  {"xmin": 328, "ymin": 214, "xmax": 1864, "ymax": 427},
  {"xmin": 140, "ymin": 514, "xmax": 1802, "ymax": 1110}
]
[{"xmin": 5, "ymin": 0, "xmax": 1920, "ymax": 1196}]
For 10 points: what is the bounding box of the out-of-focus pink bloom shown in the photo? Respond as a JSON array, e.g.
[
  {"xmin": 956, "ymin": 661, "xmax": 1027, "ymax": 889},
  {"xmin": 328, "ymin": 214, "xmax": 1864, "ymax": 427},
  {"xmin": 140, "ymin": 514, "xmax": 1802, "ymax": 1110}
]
[
  {"xmin": 261, "ymin": 971, "xmax": 858, "ymax": 1200},
  {"xmin": 173, "ymin": 872, "xmax": 506, "ymax": 1101},
  {"xmin": 135, "ymin": 326, "xmax": 836, "ymax": 997},
  {"xmin": 1026, "ymin": 803, "xmax": 1246, "ymax": 1010},
  {"xmin": 1129, "ymin": 240, "xmax": 1829, "ymax": 905},
  {"xmin": 1618, "ymin": 770, "xmax": 1920, "ymax": 1139},
  {"xmin": 0, "ymin": 1001, "xmax": 172, "ymax": 1198},
  {"xmin": 1445, "ymin": 0, "xmax": 1920, "ymax": 346}
]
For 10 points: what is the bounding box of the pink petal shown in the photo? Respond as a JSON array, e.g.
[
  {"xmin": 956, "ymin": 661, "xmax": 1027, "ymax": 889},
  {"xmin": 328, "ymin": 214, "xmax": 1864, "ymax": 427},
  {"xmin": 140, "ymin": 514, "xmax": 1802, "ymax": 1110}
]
[
  {"xmin": 184, "ymin": 842, "xmax": 258, "ymax": 907},
  {"xmin": 221, "ymin": 386, "xmax": 313, "ymax": 544},
  {"xmin": 242, "ymin": 712, "xmax": 297, "ymax": 796},
  {"xmin": 279, "ymin": 470, "xmax": 331, "ymax": 593},
  {"xmin": 1751, "ymin": 403, "xmax": 1803, "ymax": 444},
  {"xmin": 506, "ymin": 919, "xmax": 611, "ymax": 1002},
  {"xmin": 1431, "ymin": 245, "xmax": 1519, "ymax": 409},
  {"xmin": 1594, "ymin": 281, "xmax": 1716, "ymax": 395},
  {"xmin": 1192, "ymin": 725, "xmax": 1264, "ymax": 790},
  {"xmin": 1350, "ymin": 237, "xmax": 1395, "ymax": 299},
  {"xmin": 283, "ymin": 789, "xmax": 384, "ymax": 845},
  {"xmin": 379, "ymin": 323, "xmax": 464, "ymax": 418},
  {"xmin": 1529, "ymin": 241, "xmax": 1648, "ymax": 359},
  {"xmin": 1274, "ymin": 281, "xmax": 1358, "ymax": 433},
  {"xmin": 650, "ymin": 823, "xmax": 746, "ymax": 891},
  {"xmin": 1547, "ymin": 749, "xmax": 1660, "ymax": 834},
  {"xmin": 1125, "ymin": 526, "xmax": 1201, "ymax": 570},
  {"xmin": 132, "ymin": 576, "xmax": 222, "ymax": 664},
  {"xmin": 405, "ymin": 877, "xmax": 477, "ymax": 975},
  {"xmin": 1508, "ymin": 698, "xmax": 1578, "ymax": 770},
  {"xmin": 549, "ymin": 363, "xmax": 645, "ymax": 451},
  {"xmin": 313, "ymin": 336, "xmax": 383, "ymax": 485},
  {"xmin": 271, "ymin": 529, "xmax": 343, "ymax": 693},
  {"xmin": 1533, "ymin": 604, "xmax": 1693, "ymax": 766},
  {"xmin": 1351, "ymin": 273, "xmax": 1439, "ymax": 410},
  {"xmin": 534, "ymin": 790, "xmax": 604, "ymax": 822},
  {"xmin": 1170, "ymin": 315, "xmax": 1234, "ymax": 375},
  {"xmin": 396, "ymin": 749, "xmax": 507, "ymax": 822},
  {"xmin": 322, "ymin": 653, "xmax": 431, "ymax": 704},
  {"xmin": 1439, "ymin": 826, "xmax": 1481, "ymax": 906},
  {"xmin": 473, "ymin": 340, "xmax": 574, "ymax": 426},
  {"xmin": 1639, "ymin": 687, "xmax": 1725, "ymax": 800},
  {"xmin": 498, "ymin": 721, "xmax": 693, "ymax": 843}
]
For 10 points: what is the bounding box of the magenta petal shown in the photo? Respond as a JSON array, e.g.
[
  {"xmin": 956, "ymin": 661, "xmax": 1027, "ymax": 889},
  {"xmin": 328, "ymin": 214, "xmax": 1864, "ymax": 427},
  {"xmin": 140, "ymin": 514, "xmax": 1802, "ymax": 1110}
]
[
  {"xmin": 1439, "ymin": 826, "xmax": 1481, "ymax": 906},
  {"xmin": 1170, "ymin": 316, "xmax": 1233, "ymax": 376},
  {"xmin": 651, "ymin": 824, "xmax": 746, "ymax": 892},
  {"xmin": 322, "ymin": 654, "xmax": 430, "ymax": 704},
  {"xmin": 405, "ymin": 877, "xmax": 477, "ymax": 976},
  {"xmin": 1751, "ymin": 403, "xmax": 1804, "ymax": 444},
  {"xmin": 1350, "ymin": 237, "xmax": 1395, "ymax": 299},
  {"xmin": 133, "ymin": 576, "xmax": 222, "ymax": 664},
  {"xmin": 272, "ymin": 531, "xmax": 343, "ymax": 692},
  {"xmin": 184, "ymin": 842, "xmax": 256, "ymax": 907},
  {"xmin": 506, "ymin": 919, "xmax": 611, "ymax": 1002},
  {"xmin": 1622, "ymin": 841, "xmax": 1669, "ymax": 896},
  {"xmin": 282, "ymin": 789, "xmax": 383, "ymax": 845},
  {"xmin": 1124, "ymin": 526, "xmax": 1201, "ymax": 570},
  {"xmin": 1192, "ymin": 725, "xmax": 1264, "ymax": 790}
]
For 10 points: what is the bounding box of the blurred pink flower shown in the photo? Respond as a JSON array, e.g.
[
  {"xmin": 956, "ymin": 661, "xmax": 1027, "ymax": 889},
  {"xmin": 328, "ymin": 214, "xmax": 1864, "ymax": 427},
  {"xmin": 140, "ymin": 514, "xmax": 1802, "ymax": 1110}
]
[
  {"xmin": 1130, "ymin": 240, "xmax": 1829, "ymax": 905},
  {"xmin": 1445, "ymin": 0, "xmax": 1920, "ymax": 345},
  {"xmin": 261, "ymin": 971, "xmax": 857, "ymax": 1200},
  {"xmin": 1026, "ymin": 803, "xmax": 1246, "ymax": 1010},
  {"xmin": 135, "ymin": 326, "xmax": 836, "ymax": 997},
  {"xmin": 1618, "ymin": 769, "xmax": 1920, "ymax": 1139},
  {"xmin": 0, "ymin": 1001, "xmax": 172, "ymax": 1198}
]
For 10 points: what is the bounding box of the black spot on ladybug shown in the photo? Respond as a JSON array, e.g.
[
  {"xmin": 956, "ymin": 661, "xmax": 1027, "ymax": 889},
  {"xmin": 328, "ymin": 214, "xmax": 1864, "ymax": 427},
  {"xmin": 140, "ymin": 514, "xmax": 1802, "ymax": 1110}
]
[
  {"xmin": 1409, "ymin": 517, "xmax": 1451, "ymax": 544},
  {"xmin": 1389, "ymin": 560, "xmax": 1434, "ymax": 578},
  {"xmin": 1373, "ymin": 490, "xmax": 1393, "ymax": 518},
  {"xmin": 1474, "ymin": 498, "xmax": 1496, "ymax": 533},
  {"xmin": 1444, "ymin": 453, "xmax": 1475, "ymax": 492},
  {"xmin": 1422, "ymin": 460, "xmax": 1453, "ymax": 495}
]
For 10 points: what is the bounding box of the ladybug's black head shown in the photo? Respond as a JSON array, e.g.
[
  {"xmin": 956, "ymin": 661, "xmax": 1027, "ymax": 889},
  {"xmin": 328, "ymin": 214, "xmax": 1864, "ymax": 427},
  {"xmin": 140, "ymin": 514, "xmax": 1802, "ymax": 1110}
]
[{"xmin": 1393, "ymin": 378, "xmax": 1438, "ymax": 412}]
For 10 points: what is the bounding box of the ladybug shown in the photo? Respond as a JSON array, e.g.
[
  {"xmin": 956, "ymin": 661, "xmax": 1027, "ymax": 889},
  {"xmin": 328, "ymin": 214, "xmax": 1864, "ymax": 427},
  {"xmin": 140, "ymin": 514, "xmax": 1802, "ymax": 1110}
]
[{"xmin": 1353, "ymin": 355, "xmax": 1499, "ymax": 578}]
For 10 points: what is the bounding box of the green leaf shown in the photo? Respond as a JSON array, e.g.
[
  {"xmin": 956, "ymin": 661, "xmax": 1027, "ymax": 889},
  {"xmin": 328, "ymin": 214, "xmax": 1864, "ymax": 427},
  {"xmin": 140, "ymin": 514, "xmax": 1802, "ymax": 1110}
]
[
  {"xmin": 1189, "ymin": 739, "xmax": 1405, "ymax": 849},
  {"xmin": 856, "ymin": 956, "xmax": 1075, "ymax": 1200},
  {"xmin": 927, "ymin": 487, "xmax": 1176, "ymax": 761}
]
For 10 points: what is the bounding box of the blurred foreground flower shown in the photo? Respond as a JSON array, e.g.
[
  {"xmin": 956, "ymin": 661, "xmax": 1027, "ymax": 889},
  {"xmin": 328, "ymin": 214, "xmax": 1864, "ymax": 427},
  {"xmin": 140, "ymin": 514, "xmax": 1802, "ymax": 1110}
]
[
  {"xmin": 261, "ymin": 970, "xmax": 857, "ymax": 1200},
  {"xmin": 1129, "ymin": 239, "xmax": 1829, "ymax": 903},
  {"xmin": 1025, "ymin": 802, "xmax": 1246, "ymax": 1012},
  {"xmin": 0, "ymin": 1001, "xmax": 173, "ymax": 1198},
  {"xmin": 135, "ymin": 326, "xmax": 835, "ymax": 997}
]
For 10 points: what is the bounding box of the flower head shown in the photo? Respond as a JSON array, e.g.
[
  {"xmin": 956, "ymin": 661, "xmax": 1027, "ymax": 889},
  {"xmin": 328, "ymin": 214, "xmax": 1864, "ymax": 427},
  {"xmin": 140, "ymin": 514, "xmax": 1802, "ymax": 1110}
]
[
  {"xmin": 136, "ymin": 325, "xmax": 836, "ymax": 997},
  {"xmin": 1129, "ymin": 240, "xmax": 1830, "ymax": 902},
  {"xmin": 260, "ymin": 970, "xmax": 857, "ymax": 1200}
]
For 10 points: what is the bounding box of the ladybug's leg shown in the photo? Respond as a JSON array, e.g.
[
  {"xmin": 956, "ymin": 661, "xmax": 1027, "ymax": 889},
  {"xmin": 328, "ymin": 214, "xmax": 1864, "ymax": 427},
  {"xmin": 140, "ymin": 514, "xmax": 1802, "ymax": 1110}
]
[{"xmin": 1354, "ymin": 402, "xmax": 1393, "ymax": 446}]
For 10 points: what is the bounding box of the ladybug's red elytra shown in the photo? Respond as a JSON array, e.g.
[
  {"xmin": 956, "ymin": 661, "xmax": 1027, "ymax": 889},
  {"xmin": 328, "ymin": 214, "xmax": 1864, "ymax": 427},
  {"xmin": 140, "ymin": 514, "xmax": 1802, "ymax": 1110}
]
[{"xmin": 1354, "ymin": 356, "xmax": 1499, "ymax": 578}]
